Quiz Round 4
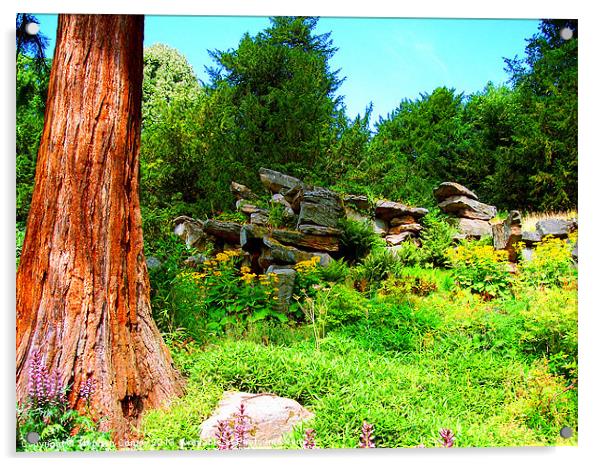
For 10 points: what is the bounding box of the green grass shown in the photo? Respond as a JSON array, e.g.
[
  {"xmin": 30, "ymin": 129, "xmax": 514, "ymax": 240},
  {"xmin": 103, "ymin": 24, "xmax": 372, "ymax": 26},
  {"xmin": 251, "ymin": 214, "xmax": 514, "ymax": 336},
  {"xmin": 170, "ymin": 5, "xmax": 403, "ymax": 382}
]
[{"xmin": 141, "ymin": 272, "xmax": 578, "ymax": 450}]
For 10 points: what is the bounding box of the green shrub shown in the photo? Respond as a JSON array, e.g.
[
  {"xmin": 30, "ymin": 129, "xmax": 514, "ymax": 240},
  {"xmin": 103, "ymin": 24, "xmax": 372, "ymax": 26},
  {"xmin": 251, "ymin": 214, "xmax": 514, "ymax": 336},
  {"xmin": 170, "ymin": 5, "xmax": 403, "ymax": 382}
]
[
  {"xmin": 517, "ymin": 288, "xmax": 577, "ymax": 377},
  {"xmin": 317, "ymin": 284, "xmax": 368, "ymax": 332},
  {"xmin": 517, "ymin": 233, "xmax": 577, "ymax": 289},
  {"xmin": 168, "ymin": 250, "xmax": 287, "ymax": 341},
  {"xmin": 353, "ymin": 247, "xmax": 401, "ymax": 290},
  {"xmin": 416, "ymin": 210, "xmax": 458, "ymax": 267},
  {"xmin": 447, "ymin": 241, "xmax": 512, "ymax": 299},
  {"xmin": 318, "ymin": 258, "xmax": 350, "ymax": 283},
  {"xmin": 338, "ymin": 218, "xmax": 380, "ymax": 263}
]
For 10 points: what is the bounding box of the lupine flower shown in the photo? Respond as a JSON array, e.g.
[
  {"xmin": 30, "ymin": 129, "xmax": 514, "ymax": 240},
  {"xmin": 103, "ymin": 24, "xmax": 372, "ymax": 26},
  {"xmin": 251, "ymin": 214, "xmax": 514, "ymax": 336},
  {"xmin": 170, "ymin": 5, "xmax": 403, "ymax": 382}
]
[
  {"xmin": 232, "ymin": 403, "xmax": 251, "ymax": 449},
  {"xmin": 303, "ymin": 428, "xmax": 316, "ymax": 449},
  {"xmin": 27, "ymin": 351, "xmax": 66, "ymax": 406},
  {"xmin": 215, "ymin": 419, "xmax": 234, "ymax": 450},
  {"xmin": 79, "ymin": 377, "xmax": 97, "ymax": 401},
  {"xmin": 359, "ymin": 421, "xmax": 375, "ymax": 448},
  {"xmin": 439, "ymin": 428, "xmax": 455, "ymax": 448}
]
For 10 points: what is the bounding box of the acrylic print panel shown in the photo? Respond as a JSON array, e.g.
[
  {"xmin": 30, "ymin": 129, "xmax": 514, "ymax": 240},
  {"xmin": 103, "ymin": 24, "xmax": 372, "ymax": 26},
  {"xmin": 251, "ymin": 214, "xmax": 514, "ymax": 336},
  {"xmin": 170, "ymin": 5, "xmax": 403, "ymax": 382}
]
[{"xmin": 15, "ymin": 13, "xmax": 578, "ymax": 452}]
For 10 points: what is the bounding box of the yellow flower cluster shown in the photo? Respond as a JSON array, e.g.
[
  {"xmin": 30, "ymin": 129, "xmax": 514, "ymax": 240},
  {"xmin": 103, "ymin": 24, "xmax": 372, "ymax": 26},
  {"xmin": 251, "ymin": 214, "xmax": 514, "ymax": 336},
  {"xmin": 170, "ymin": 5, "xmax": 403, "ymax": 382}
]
[
  {"xmin": 215, "ymin": 249, "xmax": 240, "ymax": 262},
  {"xmin": 294, "ymin": 255, "xmax": 321, "ymax": 272},
  {"xmin": 448, "ymin": 244, "xmax": 508, "ymax": 265}
]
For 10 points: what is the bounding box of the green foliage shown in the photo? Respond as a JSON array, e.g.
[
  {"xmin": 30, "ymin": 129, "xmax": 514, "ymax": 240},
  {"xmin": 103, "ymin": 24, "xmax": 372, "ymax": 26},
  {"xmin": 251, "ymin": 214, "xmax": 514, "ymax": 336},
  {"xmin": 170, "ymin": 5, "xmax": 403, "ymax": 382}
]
[
  {"xmin": 517, "ymin": 234, "xmax": 577, "ymax": 289},
  {"xmin": 357, "ymin": 87, "xmax": 472, "ymax": 207},
  {"xmin": 318, "ymin": 258, "xmax": 350, "ymax": 283},
  {"xmin": 168, "ymin": 251, "xmax": 286, "ymax": 341},
  {"xmin": 517, "ymin": 288, "xmax": 577, "ymax": 378},
  {"xmin": 142, "ymin": 43, "xmax": 202, "ymax": 127},
  {"xmin": 353, "ymin": 247, "xmax": 402, "ymax": 290},
  {"xmin": 416, "ymin": 210, "xmax": 458, "ymax": 267},
  {"xmin": 447, "ymin": 241, "xmax": 512, "ymax": 299},
  {"xmin": 337, "ymin": 218, "xmax": 380, "ymax": 263},
  {"xmin": 16, "ymin": 226, "xmax": 26, "ymax": 266},
  {"xmin": 16, "ymin": 55, "xmax": 50, "ymax": 224}
]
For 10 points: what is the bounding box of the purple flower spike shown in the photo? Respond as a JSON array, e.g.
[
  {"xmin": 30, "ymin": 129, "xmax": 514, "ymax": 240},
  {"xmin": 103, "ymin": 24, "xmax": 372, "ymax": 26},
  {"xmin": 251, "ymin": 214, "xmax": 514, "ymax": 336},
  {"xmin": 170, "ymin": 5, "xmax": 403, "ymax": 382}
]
[
  {"xmin": 359, "ymin": 421, "xmax": 375, "ymax": 448},
  {"xmin": 79, "ymin": 377, "xmax": 97, "ymax": 401},
  {"xmin": 215, "ymin": 419, "xmax": 234, "ymax": 450},
  {"xmin": 439, "ymin": 428, "xmax": 455, "ymax": 448},
  {"xmin": 303, "ymin": 428, "xmax": 316, "ymax": 449},
  {"xmin": 233, "ymin": 403, "xmax": 251, "ymax": 449}
]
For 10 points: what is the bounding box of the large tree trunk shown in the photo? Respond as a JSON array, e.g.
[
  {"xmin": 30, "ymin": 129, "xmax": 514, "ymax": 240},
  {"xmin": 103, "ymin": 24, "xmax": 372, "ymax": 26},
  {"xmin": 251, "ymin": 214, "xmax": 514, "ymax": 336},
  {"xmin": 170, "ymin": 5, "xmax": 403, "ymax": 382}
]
[{"xmin": 16, "ymin": 14, "xmax": 184, "ymax": 445}]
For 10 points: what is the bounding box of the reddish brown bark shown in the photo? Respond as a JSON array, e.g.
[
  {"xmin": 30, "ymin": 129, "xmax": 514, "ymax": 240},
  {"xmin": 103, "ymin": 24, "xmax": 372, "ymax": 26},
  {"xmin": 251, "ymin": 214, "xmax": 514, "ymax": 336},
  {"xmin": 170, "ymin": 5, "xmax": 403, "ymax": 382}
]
[{"xmin": 16, "ymin": 14, "xmax": 184, "ymax": 445}]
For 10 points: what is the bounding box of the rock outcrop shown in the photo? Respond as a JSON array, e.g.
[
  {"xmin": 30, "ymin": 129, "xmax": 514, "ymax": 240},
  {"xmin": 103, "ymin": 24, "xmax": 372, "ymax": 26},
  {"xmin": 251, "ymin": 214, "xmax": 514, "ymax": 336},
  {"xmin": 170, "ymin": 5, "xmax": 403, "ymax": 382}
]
[
  {"xmin": 175, "ymin": 169, "xmax": 430, "ymax": 280},
  {"xmin": 434, "ymin": 182, "xmax": 495, "ymax": 239},
  {"xmin": 492, "ymin": 211, "xmax": 578, "ymax": 262}
]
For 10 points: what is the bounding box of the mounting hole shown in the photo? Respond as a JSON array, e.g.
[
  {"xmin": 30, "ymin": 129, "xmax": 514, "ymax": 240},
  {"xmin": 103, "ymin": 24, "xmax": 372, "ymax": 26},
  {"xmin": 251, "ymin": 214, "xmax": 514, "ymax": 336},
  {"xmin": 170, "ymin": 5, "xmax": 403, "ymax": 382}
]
[
  {"xmin": 25, "ymin": 22, "xmax": 40, "ymax": 35},
  {"xmin": 560, "ymin": 27, "xmax": 573, "ymax": 41},
  {"xmin": 559, "ymin": 426, "xmax": 573, "ymax": 438},
  {"xmin": 25, "ymin": 431, "xmax": 40, "ymax": 444}
]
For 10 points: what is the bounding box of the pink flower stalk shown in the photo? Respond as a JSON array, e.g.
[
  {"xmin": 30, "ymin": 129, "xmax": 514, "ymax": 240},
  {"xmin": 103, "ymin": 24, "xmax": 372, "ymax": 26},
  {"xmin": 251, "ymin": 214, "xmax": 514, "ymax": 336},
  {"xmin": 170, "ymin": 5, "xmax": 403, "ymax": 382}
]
[
  {"xmin": 359, "ymin": 421, "xmax": 375, "ymax": 448},
  {"xmin": 233, "ymin": 403, "xmax": 251, "ymax": 449},
  {"xmin": 303, "ymin": 428, "xmax": 316, "ymax": 449},
  {"xmin": 79, "ymin": 377, "xmax": 97, "ymax": 401},
  {"xmin": 215, "ymin": 419, "xmax": 234, "ymax": 450},
  {"xmin": 439, "ymin": 428, "xmax": 455, "ymax": 448},
  {"xmin": 27, "ymin": 351, "xmax": 66, "ymax": 406}
]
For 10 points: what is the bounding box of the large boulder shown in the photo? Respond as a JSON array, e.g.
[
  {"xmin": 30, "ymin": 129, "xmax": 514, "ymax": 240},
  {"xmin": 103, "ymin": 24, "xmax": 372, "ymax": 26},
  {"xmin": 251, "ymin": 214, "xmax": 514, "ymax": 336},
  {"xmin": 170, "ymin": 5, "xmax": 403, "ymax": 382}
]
[
  {"xmin": 388, "ymin": 223, "xmax": 422, "ymax": 235},
  {"xmin": 375, "ymin": 200, "xmax": 428, "ymax": 221},
  {"xmin": 372, "ymin": 218, "xmax": 388, "ymax": 237},
  {"xmin": 385, "ymin": 232, "xmax": 415, "ymax": 246},
  {"xmin": 342, "ymin": 194, "xmax": 371, "ymax": 212},
  {"xmin": 433, "ymin": 182, "xmax": 479, "ymax": 202},
  {"xmin": 272, "ymin": 228, "xmax": 339, "ymax": 253},
  {"xmin": 438, "ymin": 196, "xmax": 497, "ymax": 221},
  {"xmin": 457, "ymin": 218, "xmax": 492, "ymax": 239},
  {"xmin": 297, "ymin": 187, "xmax": 344, "ymax": 229},
  {"xmin": 492, "ymin": 210, "xmax": 522, "ymax": 261},
  {"xmin": 231, "ymin": 181, "xmax": 258, "ymax": 200},
  {"xmin": 536, "ymin": 219, "xmax": 577, "ymax": 238},
  {"xmin": 204, "ymin": 220, "xmax": 242, "ymax": 245},
  {"xmin": 261, "ymin": 238, "xmax": 314, "ymax": 265},
  {"xmin": 266, "ymin": 265, "xmax": 297, "ymax": 312},
  {"xmin": 259, "ymin": 168, "xmax": 302, "ymax": 194},
  {"xmin": 173, "ymin": 216, "xmax": 210, "ymax": 250},
  {"xmin": 199, "ymin": 391, "xmax": 314, "ymax": 448}
]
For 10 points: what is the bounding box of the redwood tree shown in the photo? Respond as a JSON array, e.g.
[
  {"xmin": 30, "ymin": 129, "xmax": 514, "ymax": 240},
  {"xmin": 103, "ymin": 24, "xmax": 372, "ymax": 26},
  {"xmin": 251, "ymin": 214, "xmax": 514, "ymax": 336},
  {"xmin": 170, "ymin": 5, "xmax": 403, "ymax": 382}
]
[{"xmin": 16, "ymin": 14, "xmax": 184, "ymax": 444}]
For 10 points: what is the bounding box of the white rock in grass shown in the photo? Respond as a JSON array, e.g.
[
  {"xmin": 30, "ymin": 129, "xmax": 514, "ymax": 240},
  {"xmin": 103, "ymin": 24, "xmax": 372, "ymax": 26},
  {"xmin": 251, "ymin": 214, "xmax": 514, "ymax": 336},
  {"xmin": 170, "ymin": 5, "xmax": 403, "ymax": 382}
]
[{"xmin": 199, "ymin": 391, "xmax": 314, "ymax": 448}]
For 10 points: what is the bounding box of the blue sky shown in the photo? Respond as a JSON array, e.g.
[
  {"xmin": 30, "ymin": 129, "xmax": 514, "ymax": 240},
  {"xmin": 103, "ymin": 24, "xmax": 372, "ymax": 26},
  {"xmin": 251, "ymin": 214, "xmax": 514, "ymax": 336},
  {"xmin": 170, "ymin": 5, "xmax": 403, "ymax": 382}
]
[{"xmin": 33, "ymin": 14, "xmax": 539, "ymax": 125}]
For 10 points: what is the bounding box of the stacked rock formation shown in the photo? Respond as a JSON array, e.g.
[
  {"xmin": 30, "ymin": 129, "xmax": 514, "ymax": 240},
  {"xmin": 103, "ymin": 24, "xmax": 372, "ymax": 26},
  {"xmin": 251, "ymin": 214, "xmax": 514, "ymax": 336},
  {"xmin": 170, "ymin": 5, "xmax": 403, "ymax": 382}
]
[
  {"xmin": 493, "ymin": 211, "xmax": 578, "ymax": 262},
  {"xmin": 174, "ymin": 168, "xmax": 433, "ymax": 308},
  {"xmin": 434, "ymin": 182, "xmax": 497, "ymax": 239}
]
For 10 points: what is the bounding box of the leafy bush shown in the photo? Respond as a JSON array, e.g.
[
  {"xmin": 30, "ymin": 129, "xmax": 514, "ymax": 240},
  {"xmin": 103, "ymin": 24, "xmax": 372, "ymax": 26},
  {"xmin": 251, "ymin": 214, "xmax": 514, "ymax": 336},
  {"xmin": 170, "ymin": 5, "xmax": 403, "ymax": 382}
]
[
  {"xmin": 518, "ymin": 288, "xmax": 577, "ymax": 378},
  {"xmin": 377, "ymin": 273, "xmax": 438, "ymax": 302},
  {"xmin": 416, "ymin": 211, "xmax": 458, "ymax": 267},
  {"xmin": 517, "ymin": 234, "xmax": 577, "ymax": 289},
  {"xmin": 353, "ymin": 247, "xmax": 401, "ymax": 291},
  {"xmin": 318, "ymin": 258, "xmax": 350, "ymax": 283},
  {"xmin": 169, "ymin": 250, "xmax": 286, "ymax": 341},
  {"xmin": 447, "ymin": 241, "xmax": 512, "ymax": 299},
  {"xmin": 317, "ymin": 284, "xmax": 368, "ymax": 332},
  {"xmin": 338, "ymin": 218, "xmax": 380, "ymax": 263}
]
